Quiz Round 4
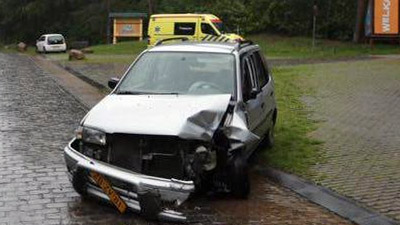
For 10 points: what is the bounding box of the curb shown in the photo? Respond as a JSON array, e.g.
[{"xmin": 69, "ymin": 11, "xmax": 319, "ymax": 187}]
[
  {"xmin": 256, "ymin": 167, "xmax": 399, "ymax": 225},
  {"xmin": 62, "ymin": 65, "xmax": 109, "ymax": 91}
]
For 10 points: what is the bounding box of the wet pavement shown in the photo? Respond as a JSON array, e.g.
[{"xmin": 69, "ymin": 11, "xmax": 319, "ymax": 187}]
[
  {"xmin": 304, "ymin": 59, "xmax": 400, "ymax": 222},
  {"xmin": 0, "ymin": 53, "xmax": 352, "ymax": 225}
]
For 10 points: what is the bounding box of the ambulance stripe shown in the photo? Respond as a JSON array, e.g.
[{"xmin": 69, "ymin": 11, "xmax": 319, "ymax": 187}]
[
  {"xmin": 206, "ymin": 35, "xmax": 214, "ymax": 41},
  {"xmin": 224, "ymin": 38, "xmax": 230, "ymax": 42},
  {"xmin": 217, "ymin": 36, "xmax": 225, "ymax": 42},
  {"xmin": 202, "ymin": 35, "xmax": 209, "ymax": 41},
  {"xmin": 211, "ymin": 36, "xmax": 219, "ymax": 41}
]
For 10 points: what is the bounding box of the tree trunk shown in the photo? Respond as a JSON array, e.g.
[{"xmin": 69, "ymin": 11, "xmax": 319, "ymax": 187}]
[
  {"xmin": 148, "ymin": 0, "xmax": 156, "ymax": 16},
  {"xmin": 354, "ymin": 0, "xmax": 367, "ymax": 43}
]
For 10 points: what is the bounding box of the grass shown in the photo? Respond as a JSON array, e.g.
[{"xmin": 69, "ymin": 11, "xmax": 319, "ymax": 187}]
[
  {"xmin": 250, "ymin": 34, "xmax": 400, "ymax": 59},
  {"xmin": 0, "ymin": 44, "xmax": 37, "ymax": 55},
  {"xmin": 89, "ymin": 40, "xmax": 147, "ymax": 55},
  {"xmin": 263, "ymin": 65, "xmax": 322, "ymax": 176}
]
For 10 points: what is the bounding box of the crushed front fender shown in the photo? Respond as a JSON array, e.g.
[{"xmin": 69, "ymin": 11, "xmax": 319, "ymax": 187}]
[{"xmin": 64, "ymin": 139, "xmax": 194, "ymax": 222}]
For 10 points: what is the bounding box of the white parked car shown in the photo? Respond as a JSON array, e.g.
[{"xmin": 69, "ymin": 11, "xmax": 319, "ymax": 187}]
[{"xmin": 36, "ymin": 34, "xmax": 67, "ymax": 53}]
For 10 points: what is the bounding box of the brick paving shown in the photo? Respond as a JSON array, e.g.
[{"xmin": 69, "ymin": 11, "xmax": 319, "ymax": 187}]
[
  {"xmin": 302, "ymin": 58, "xmax": 400, "ymax": 222},
  {"xmin": 0, "ymin": 52, "xmax": 353, "ymax": 224}
]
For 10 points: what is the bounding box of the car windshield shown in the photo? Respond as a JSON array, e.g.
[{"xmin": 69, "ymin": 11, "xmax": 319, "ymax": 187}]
[
  {"xmin": 47, "ymin": 35, "xmax": 64, "ymax": 45},
  {"xmin": 116, "ymin": 52, "xmax": 235, "ymax": 95}
]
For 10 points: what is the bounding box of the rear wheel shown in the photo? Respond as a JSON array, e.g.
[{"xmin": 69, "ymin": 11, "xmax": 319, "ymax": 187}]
[
  {"xmin": 264, "ymin": 109, "xmax": 277, "ymax": 148},
  {"xmin": 265, "ymin": 125, "xmax": 275, "ymax": 148}
]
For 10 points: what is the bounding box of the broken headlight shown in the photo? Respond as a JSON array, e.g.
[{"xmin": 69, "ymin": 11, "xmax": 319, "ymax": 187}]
[
  {"xmin": 76, "ymin": 126, "xmax": 106, "ymax": 146},
  {"xmin": 75, "ymin": 126, "xmax": 107, "ymax": 160}
]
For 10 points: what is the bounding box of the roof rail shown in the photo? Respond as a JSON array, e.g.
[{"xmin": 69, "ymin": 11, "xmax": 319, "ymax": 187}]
[
  {"xmin": 234, "ymin": 40, "xmax": 254, "ymax": 50},
  {"xmin": 154, "ymin": 37, "xmax": 189, "ymax": 46}
]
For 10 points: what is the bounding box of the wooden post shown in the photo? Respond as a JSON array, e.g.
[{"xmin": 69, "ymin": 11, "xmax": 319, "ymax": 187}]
[
  {"xmin": 139, "ymin": 19, "xmax": 143, "ymax": 41},
  {"xmin": 113, "ymin": 18, "xmax": 117, "ymax": 44}
]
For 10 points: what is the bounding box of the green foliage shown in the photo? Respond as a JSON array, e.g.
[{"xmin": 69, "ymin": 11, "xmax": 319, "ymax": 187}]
[{"xmin": 0, "ymin": 0, "xmax": 358, "ymax": 44}]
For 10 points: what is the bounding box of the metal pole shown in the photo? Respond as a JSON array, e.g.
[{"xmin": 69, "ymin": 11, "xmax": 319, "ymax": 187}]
[
  {"xmin": 312, "ymin": 15, "xmax": 316, "ymax": 51},
  {"xmin": 312, "ymin": 3, "xmax": 318, "ymax": 52},
  {"xmin": 106, "ymin": 0, "xmax": 111, "ymax": 44}
]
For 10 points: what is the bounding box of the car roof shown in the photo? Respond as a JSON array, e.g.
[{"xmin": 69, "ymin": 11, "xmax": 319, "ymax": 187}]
[
  {"xmin": 43, "ymin": 34, "xmax": 64, "ymax": 37},
  {"xmin": 151, "ymin": 14, "xmax": 217, "ymax": 19},
  {"xmin": 147, "ymin": 42, "xmax": 256, "ymax": 54}
]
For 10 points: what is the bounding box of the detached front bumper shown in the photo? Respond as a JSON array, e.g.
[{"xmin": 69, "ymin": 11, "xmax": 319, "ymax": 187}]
[{"xmin": 64, "ymin": 139, "xmax": 195, "ymax": 222}]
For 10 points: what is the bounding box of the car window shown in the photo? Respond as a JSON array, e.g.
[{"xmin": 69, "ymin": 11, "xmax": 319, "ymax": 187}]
[
  {"xmin": 242, "ymin": 58, "xmax": 254, "ymax": 101},
  {"xmin": 201, "ymin": 23, "xmax": 218, "ymax": 36},
  {"xmin": 117, "ymin": 52, "xmax": 235, "ymax": 95},
  {"xmin": 252, "ymin": 51, "xmax": 269, "ymax": 87},
  {"xmin": 174, "ymin": 23, "xmax": 196, "ymax": 35},
  {"xmin": 39, "ymin": 36, "xmax": 45, "ymax": 41},
  {"xmin": 248, "ymin": 56, "xmax": 259, "ymax": 90},
  {"xmin": 47, "ymin": 35, "xmax": 64, "ymax": 45}
]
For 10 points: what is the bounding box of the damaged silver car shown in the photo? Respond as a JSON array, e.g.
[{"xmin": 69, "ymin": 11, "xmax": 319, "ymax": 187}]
[{"xmin": 64, "ymin": 39, "xmax": 277, "ymax": 222}]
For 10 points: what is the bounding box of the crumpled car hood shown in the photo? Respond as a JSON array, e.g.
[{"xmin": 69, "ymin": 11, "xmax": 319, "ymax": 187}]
[{"xmin": 83, "ymin": 94, "xmax": 232, "ymax": 141}]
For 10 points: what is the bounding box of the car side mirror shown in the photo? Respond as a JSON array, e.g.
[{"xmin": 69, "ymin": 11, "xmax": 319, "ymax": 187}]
[
  {"xmin": 249, "ymin": 88, "xmax": 258, "ymax": 99},
  {"xmin": 108, "ymin": 77, "xmax": 120, "ymax": 89}
]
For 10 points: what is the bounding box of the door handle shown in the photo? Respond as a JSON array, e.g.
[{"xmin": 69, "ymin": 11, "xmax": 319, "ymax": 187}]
[
  {"xmin": 270, "ymin": 91, "xmax": 274, "ymax": 97},
  {"xmin": 261, "ymin": 103, "xmax": 265, "ymax": 109}
]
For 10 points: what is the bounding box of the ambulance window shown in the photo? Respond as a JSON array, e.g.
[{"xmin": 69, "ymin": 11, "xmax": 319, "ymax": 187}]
[
  {"xmin": 201, "ymin": 23, "xmax": 218, "ymax": 36},
  {"xmin": 174, "ymin": 23, "xmax": 196, "ymax": 35}
]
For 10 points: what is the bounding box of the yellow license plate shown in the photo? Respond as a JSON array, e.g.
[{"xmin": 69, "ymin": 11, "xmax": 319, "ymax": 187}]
[{"xmin": 90, "ymin": 171, "xmax": 127, "ymax": 213}]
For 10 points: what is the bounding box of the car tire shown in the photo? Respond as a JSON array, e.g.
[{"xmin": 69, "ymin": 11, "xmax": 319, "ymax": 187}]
[
  {"xmin": 230, "ymin": 154, "xmax": 250, "ymax": 199},
  {"xmin": 264, "ymin": 109, "xmax": 277, "ymax": 149},
  {"xmin": 71, "ymin": 168, "xmax": 88, "ymax": 198},
  {"xmin": 265, "ymin": 125, "xmax": 275, "ymax": 148}
]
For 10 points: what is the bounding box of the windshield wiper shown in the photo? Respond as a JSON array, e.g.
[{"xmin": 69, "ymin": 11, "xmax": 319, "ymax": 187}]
[
  {"xmin": 152, "ymin": 92, "xmax": 180, "ymax": 95},
  {"xmin": 115, "ymin": 91, "xmax": 152, "ymax": 95},
  {"xmin": 116, "ymin": 91, "xmax": 180, "ymax": 95}
]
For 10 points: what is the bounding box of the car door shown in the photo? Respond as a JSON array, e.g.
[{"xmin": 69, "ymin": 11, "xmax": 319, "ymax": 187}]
[
  {"xmin": 241, "ymin": 53, "xmax": 265, "ymax": 140},
  {"xmin": 36, "ymin": 36, "xmax": 45, "ymax": 50},
  {"xmin": 252, "ymin": 51, "xmax": 274, "ymax": 135}
]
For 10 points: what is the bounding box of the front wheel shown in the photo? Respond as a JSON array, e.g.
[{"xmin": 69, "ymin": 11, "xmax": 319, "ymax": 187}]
[
  {"xmin": 71, "ymin": 168, "xmax": 88, "ymax": 198},
  {"xmin": 229, "ymin": 154, "xmax": 250, "ymax": 199}
]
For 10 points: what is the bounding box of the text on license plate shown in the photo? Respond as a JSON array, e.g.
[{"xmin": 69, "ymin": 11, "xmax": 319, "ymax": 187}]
[{"xmin": 90, "ymin": 171, "xmax": 127, "ymax": 213}]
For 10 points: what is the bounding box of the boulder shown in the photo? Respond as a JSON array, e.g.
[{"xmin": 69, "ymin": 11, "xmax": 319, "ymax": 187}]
[
  {"xmin": 68, "ymin": 49, "xmax": 85, "ymax": 60},
  {"xmin": 81, "ymin": 48, "xmax": 94, "ymax": 54},
  {"xmin": 17, "ymin": 42, "xmax": 27, "ymax": 52}
]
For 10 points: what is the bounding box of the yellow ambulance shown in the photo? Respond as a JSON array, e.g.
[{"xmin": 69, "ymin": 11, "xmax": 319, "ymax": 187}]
[{"xmin": 147, "ymin": 14, "xmax": 243, "ymax": 46}]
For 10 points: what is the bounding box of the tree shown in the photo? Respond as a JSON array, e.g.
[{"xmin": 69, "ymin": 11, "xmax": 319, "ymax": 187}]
[{"xmin": 354, "ymin": 0, "xmax": 366, "ymax": 43}]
